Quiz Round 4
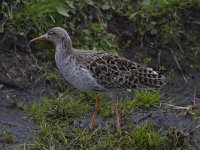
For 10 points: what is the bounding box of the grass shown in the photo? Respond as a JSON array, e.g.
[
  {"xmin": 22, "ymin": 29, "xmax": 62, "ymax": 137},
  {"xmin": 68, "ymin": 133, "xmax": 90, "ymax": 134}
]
[
  {"xmin": 133, "ymin": 89, "xmax": 161, "ymax": 108},
  {"xmin": 2, "ymin": 2, "xmax": 200, "ymax": 89},
  {"xmin": 2, "ymin": 1, "xmax": 199, "ymax": 53},
  {"xmin": 1, "ymin": 0, "xmax": 200, "ymax": 72},
  {"xmin": 2, "ymin": 0, "xmax": 117, "ymax": 53},
  {"xmin": 1, "ymin": 1, "xmax": 198, "ymax": 149},
  {"xmin": 0, "ymin": 130, "xmax": 16, "ymax": 144},
  {"xmin": 191, "ymin": 46, "xmax": 200, "ymax": 67},
  {"xmin": 89, "ymin": 89, "xmax": 162, "ymax": 117},
  {"xmin": 124, "ymin": 0, "xmax": 199, "ymax": 44},
  {"xmin": 22, "ymin": 89, "xmax": 175, "ymax": 149},
  {"xmin": 23, "ymin": 89, "xmax": 192, "ymax": 149},
  {"xmin": 30, "ymin": 123, "xmax": 168, "ymax": 149},
  {"xmin": 119, "ymin": 89, "xmax": 162, "ymax": 114},
  {"xmin": 25, "ymin": 91, "xmax": 92, "ymax": 124}
]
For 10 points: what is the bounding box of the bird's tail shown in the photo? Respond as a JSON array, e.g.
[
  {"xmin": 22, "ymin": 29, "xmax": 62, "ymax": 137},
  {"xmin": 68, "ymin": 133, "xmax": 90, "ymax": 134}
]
[{"xmin": 135, "ymin": 67, "xmax": 166, "ymax": 87}]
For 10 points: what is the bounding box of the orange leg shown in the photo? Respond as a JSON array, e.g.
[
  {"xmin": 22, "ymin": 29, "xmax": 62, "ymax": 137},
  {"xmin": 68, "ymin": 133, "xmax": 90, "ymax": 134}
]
[
  {"xmin": 112, "ymin": 99, "xmax": 120, "ymax": 130},
  {"xmin": 89, "ymin": 94, "xmax": 100, "ymax": 130}
]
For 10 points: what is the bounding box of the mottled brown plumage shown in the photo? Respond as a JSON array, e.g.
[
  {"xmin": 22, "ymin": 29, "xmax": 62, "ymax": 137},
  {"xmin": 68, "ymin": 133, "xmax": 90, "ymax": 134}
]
[{"xmin": 74, "ymin": 50, "xmax": 165, "ymax": 91}]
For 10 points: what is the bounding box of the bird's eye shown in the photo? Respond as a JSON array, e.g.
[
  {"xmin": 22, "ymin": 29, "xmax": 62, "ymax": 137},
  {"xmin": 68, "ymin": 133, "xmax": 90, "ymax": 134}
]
[{"xmin": 48, "ymin": 31, "xmax": 55, "ymax": 36}]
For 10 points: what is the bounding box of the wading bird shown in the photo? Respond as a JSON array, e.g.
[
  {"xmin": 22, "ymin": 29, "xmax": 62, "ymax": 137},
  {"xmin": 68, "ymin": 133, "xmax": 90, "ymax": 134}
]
[{"xmin": 30, "ymin": 27, "xmax": 165, "ymax": 130}]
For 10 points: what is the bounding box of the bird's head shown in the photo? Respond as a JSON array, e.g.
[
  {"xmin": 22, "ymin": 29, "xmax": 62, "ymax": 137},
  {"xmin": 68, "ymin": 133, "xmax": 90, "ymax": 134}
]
[{"xmin": 30, "ymin": 27, "xmax": 72, "ymax": 46}]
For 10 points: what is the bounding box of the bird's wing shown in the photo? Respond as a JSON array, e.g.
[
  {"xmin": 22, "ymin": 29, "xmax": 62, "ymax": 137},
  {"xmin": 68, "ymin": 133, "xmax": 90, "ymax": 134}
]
[
  {"xmin": 87, "ymin": 53, "xmax": 140, "ymax": 89},
  {"xmin": 76, "ymin": 51, "xmax": 165, "ymax": 89}
]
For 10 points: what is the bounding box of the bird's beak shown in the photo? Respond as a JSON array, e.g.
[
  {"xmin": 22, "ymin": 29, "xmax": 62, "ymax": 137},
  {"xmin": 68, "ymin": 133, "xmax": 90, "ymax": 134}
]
[{"xmin": 29, "ymin": 34, "xmax": 48, "ymax": 43}]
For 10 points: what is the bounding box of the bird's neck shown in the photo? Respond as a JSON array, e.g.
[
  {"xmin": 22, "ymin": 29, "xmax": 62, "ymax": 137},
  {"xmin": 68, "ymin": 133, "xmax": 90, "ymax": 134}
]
[{"xmin": 55, "ymin": 37, "xmax": 74, "ymax": 56}]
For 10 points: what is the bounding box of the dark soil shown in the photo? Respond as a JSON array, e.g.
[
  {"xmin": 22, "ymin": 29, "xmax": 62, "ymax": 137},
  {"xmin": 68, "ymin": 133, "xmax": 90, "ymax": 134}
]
[
  {"xmin": 0, "ymin": 31, "xmax": 200, "ymax": 149},
  {"xmin": 0, "ymin": 33, "xmax": 59, "ymax": 149}
]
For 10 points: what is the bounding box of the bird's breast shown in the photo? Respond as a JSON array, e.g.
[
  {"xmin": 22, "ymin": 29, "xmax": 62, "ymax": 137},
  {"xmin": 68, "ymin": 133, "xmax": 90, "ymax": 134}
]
[{"xmin": 55, "ymin": 52, "xmax": 105, "ymax": 92}]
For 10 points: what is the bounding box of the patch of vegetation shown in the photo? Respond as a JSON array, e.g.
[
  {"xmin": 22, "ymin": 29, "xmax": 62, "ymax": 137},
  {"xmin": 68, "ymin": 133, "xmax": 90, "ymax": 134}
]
[
  {"xmin": 165, "ymin": 128, "xmax": 193, "ymax": 150},
  {"xmin": 98, "ymin": 102, "xmax": 112, "ymax": 117},
  {"xmin": 1, "ymin": 1, "xmax": 197, "ymax": 148},
  {"xmin": 0, "ymin": 130, "xmax": 16, "ymax": 144},
  {"xmin": 25, "ymin": 93, "xmax": 192, "ymax": 149},
  {"xmin": 120, "ymin": 89, "xmax": 162, "ymax": 114},
  {"xmin": 2, "ymin": 0, "xmax": 117, "ymax": 52},
  {"xmin": 114, "ymin": 0, "xmax": 200, "ymax": 45},
  {"xmin": 133, "ymin": 89, "xmax": 162, "ymax": 108},
  {"xmin": 23, "ymin": 90, "xmax": 170, "ymax": 149},
  {"xmin": 74, "ymin": 23, "xmax": 117, "ymax": 51},
  {"xmin": 24, "ymin": 91, "xmax": 92, "ymax": 124},
  {"xmin": 90, "ymin": 89, "xmax": 162, "ymax": 117},
  {"xmin": 116, "ymin": 0, "xmax": 200, "ymax": 67},
  {"xmin": 41, "ymin": 124, "xmax": 167, "ymax": 149},
  {"xmin": 25, "ymin": 96, "xmax": 167, "ymax": 149},
  {"xmin": 2, "ymin": 0, "xmax": 200, "ymax": 67},
  {"xmin": 191, "ymin": 46, "xmax": 200, "ymax": 68}
]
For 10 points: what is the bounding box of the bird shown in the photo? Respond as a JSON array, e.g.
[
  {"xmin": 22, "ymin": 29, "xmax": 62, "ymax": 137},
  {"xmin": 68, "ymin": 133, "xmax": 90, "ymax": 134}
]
[{"xmin": 30, "ymin": 27, "xmax": 165, "ymax": 130}]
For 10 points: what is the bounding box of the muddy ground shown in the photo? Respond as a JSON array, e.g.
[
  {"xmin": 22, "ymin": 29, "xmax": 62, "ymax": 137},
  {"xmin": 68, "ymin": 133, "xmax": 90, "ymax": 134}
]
[{"xmin": 0, "ymin": 31, "xmax": 200, "ymax": 149}]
